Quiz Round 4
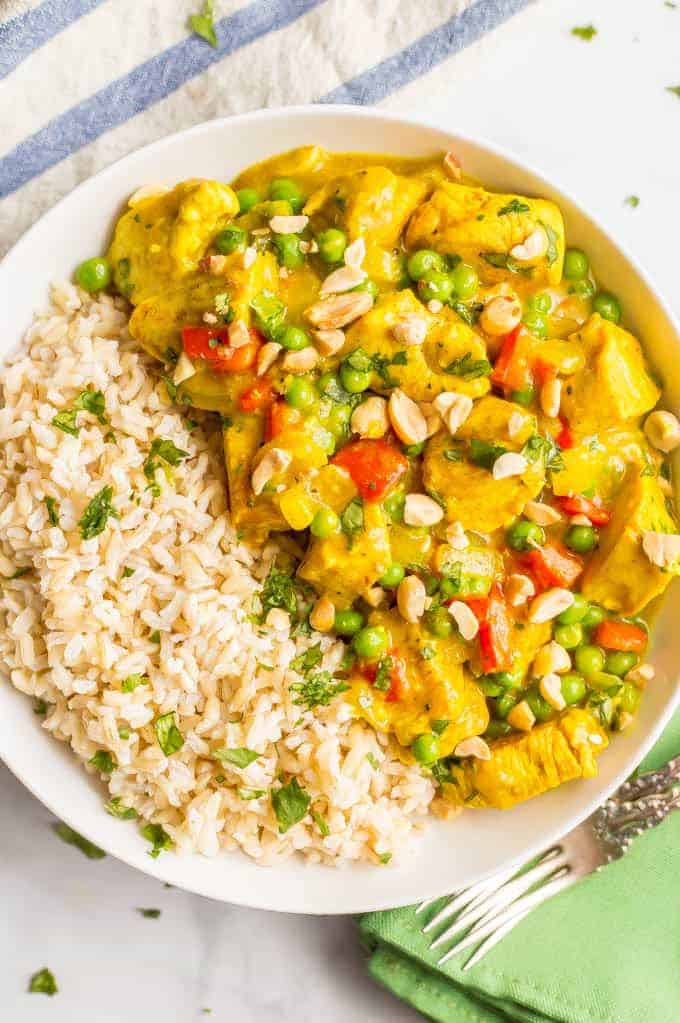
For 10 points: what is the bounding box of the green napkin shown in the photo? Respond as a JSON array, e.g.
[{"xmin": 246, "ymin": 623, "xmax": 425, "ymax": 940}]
[{"xmin": 360, "ymin": 711, "xmax": 680, "ymax": 1023}]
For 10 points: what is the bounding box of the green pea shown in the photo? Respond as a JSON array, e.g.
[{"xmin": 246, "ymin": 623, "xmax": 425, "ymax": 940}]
[
  {"xmin": 565, "ymin": 524, "xmax": 598, "ymax": 553},
  {"xmin": 278, "ymin": 325, "xmax": 309, "ymax": 351},
  {"xmin": 326, "ymin": 404, "xmax": 351, "ymax": 438},
  {"xmin": 285, "ymin": 376, "xmax": 317, "ymax": 410},
  {"xmin": 560, "ymin": 672, "xmax": 587, "ymax": 705},
  {"xmin": 450, "ymin": 263, "xmax": 479, "ymax": 299},
  {"xmin": 492, "ymin": 671, "xmax": 523, "ymax": 689},
  {"xmin": 333, "ymin": 609, "xmax": 364, "ymax": 636},
  {"xmin": 506, "ymin": 519, "xmax": 545, "ymax": 552},
  {"xmin": 553, "ymin": 623, "xmax": 583, "ymax": 650},
  {"xmin": 522, "ymin": 310, "xmax": 548, "ymax": 339},
  {"xmin": 236, "ymin": 187, "xmax": 259, "ymax": 213},
  {"xmin": 557, "ymin": 593, "xmax": 589, "ymax": 625},
  {"xmin": 310, "ymin": 507, "xmax": 340, "ymax": 539},
  {"xmin": 379, "ymin": 563, "xmax": 405, "ymax": 588},
  {"xmin": 418, "ymin": 270, "xmax": 455, "ymax": 304},
  {"xmin": 525, "ymin": 686, "xmax": 555, "ymax": 723},
  {"xmin": 510, "ymin": 387, "xmax": 536, "ymax": 407},
  {"xmin": 439, "ymin": 577, "xmax": 459, "ymax": 601},
  {"xmin": 404, "ymin": 441, "xmax": 425, "ymax": 458},
  {"xmin": 593, "ymin": 291, "xmax": 622, "ymax": 324},
  {"xmin": 527, "ymin": 292, "xmax": 552, "ymax": 314},
  {"xmin": 268, "ymin": 178, "xmax": 304, "ymax": 213},
  {"xmin": 215, "ymin": 225, "xmax": 247, "ymax": 255},
  {"xmin": 604, "ymin": 650, "xmax": 639, "ymax": 677},
  {"xmin": 495, "ymin": 690, "xmax": 519, "ymax": 719},
  {"xmin": 353, "ymin": 625, "xmax": 389, "ymax": 661},
  {"xmin": 619, "ymin": 682, "xmax": 640, "ymax": 715},
  {"xmin": 383, "ymin": 490, "xmax": 405, "ymax": 522},
  {"xmin": 352, "ymin": 278, "xmax": 379, "ymax": 300},
  {"xmin": 317, "ymin": 228, "xmax": 347, "ymax": 264},
  {"xmin": 340, "ymin": 364, "xmax": 371, "ymax": 394},
  {"xmin": 570, "ymin": 278, "xmax": 596, "ymax": 299},
  {"xmin": 485, "ymin": 720, "xmax": 512, "ymax": 739},
  {"xmin": 425, "ymin": 607, "xmax": 454, "ymax": 639},
  {"xmin": 574, "ymin": 644, "xmax": 606, "ymax": 677},
  {"xmin": 407, "ymin": 249, "xmax": 446, "ymax": 281},
  {"xmin": 273, "ymin": 233, "xmax": 304, "ymax": 269},
  {"xmin": 580, "ymin": 603, "xmax": 606, "ymax": 628},
  {"xmin": 75, "ymin": 257, "xmax": 112, "ymax": 293},
  {"xmin": 412, "ymin": 733, "xmax": 440, "ymax": 765},
  {"xmin": 563, "ymin": 248, "xmax": 590, "ymax": 280}
]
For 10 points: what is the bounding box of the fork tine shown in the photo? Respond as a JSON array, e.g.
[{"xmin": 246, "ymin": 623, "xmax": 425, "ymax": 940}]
[
  {"xmin": 422, "ymin": 872, "xmax": 514, "ymax": 933},
  {"xmin": 461, "ymin": 903, "xmax": 535, "ymax": 971},
  {"xmin": 437, "ymin": 868, "xmax": 575, "ymax": 964},
  {"xmin": 428, "ymin": 848, "xmax": 564, "ymax": 950}
]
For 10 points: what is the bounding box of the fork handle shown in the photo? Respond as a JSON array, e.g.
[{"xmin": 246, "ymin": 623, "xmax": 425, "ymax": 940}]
[{"xmin": 614, "ymin": 755, "xmax": 680, "ymax": 801}]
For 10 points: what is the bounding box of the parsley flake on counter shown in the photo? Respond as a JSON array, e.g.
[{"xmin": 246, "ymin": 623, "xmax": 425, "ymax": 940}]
[
  {"xmin": 105, "ymin": 797, "xmax": 138, "ymax": 820},
  {"xmin": 137, "ymin": 908, "xmax": 161, "ymax": 919},
  {"xmin": 625, "ymin": 195, "xmax": 640, "ymax": 208},
  {"xmin": 28, "ymin": 968, "xmax": 58, "ymax": 996},
  {"xmin": 271, "ymin": 777, "xmax": 311, "ymax": 833},
  {"xmin": 79, "ymin": 486, "xmax": 119, "ymax": 540},
  {"xmin": 155, "ymin": 712, "xmax": 184, "ymax": 756},
  {"xmin": 290, "ymin": 671, "xmax": 349, "ymax": 711},
  {"xmin": 189, "ymin": 0, "xmax": 218, "ymax": 47},
  {"xmin": 44, "ymin": 496, "xmax": 59, "ymax": 526},
  {"xmin": 140, "ymin": 822, "xmax": 173, "ymax": 858},
  {"xmin": 571, "ymin": 24, "xmax": 597, "ymax": 40},
  {"xmin": 53, "ymin": 821, "xmax": 106, "ymax": 860},
  {"xmin": 213, "ymin": 747, "xmax": 259, "ymax": 768},
  {"xmin": 89, "ymin": 750, "xmax": 116, "ymax": 774}
]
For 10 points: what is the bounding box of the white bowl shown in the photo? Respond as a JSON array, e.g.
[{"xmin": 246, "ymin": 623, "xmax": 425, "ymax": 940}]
[{"xmin": 1, "ymin": 106, "xmax": 678, "ymax": 915}]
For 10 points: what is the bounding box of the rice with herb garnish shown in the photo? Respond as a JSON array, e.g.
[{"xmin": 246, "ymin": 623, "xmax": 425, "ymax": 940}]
[{"xmin": 0, "ymin": 284, "xmax": 435, "ymax": 865}]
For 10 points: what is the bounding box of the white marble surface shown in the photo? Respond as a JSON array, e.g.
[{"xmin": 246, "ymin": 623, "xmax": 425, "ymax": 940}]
[{"xmin": 2, "ymin": 0, "xmax": 679, "ymax": 1019}]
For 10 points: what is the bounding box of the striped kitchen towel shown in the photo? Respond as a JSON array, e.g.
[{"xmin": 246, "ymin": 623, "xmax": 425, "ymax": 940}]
[{"xmin": 0, "ymin": 0, "xmax": 531, "ymax": 257}]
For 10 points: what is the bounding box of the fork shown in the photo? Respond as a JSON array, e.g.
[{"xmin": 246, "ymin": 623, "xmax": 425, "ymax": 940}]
[{"xmin": 417, "ymin": 755, "xmax": 680, "ymax": 971}]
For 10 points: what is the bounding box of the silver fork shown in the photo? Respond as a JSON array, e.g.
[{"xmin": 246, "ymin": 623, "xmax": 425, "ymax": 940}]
[{"xmin": 417, "ymin": 755, "xmax": 680, "ymax": 971}]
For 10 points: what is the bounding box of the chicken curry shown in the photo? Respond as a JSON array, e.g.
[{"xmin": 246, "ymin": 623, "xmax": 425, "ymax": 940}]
[{"xmin": 74, "ymin": 145, "xmax": 680, "ymax": 812}]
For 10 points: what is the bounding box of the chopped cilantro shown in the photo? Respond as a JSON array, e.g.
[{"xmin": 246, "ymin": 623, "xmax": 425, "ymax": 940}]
[
  {"xmin": 271, "ymin": 777, "xmax": 311, "ymax": 833},
  {"xmin": 89, "ymin": 750, "xmax": 116, "ymax": 774},
  {"xmin": 53, "ymin": 821, "xmax": 106, "ymax": 860},
  {"xmin": 237, "ymin": 788, "xmax": 266, "ymax": 800},
  {"xmin": 373, "ymin": 656, "xmax": 394, "ymax": 692},
  {"xmin": 340, "ymin": 497, "xmax": 364, "ymax": 548},
  {"xmin": 143, "ymin": 438, "xmax": 190, "ymax": 491},
  {"xmin": 290, "ymin": 643, "xmax": 323, "ymax": 674},
  {"xmin": 290, "ymin": 671, "xmax": 349, "ymax": 710},
  {"xmin": 450, "ymin": 301, "xmax": 483, "ymax": 326},
  {"xmin": 121, "ymin": 673, "xmax": 149, "ymax": 693},
  {"xmin": 378, "ymin": 852, "xmax": 392, "ymax": 864},
  {"xmin": 625, "ymin": 195, "xmax": 640, "ymax": 208},
  {"xmin": 141, "ymin": 822, "xmax": 173, "ymax": 858},
  {"xmin": 213, "ymin": 747, "xmax": 259, "ymax": 768},
  {"xmin": 44, "ymin": 496, "xmax": 59, "ymax": 526},
  {"xmin": 189, "ymin": 0, "xmax": 218, "ymax": 47},
  {"xmin": 105, "ymin": 797, "xmax": 138, "ymax": 820},
  {"xmin": 155, "ymin": 712, "xmax": 184, "ymax": 756},
  {"xmin": 541, "ymin": 222, "xmax": 560, "ymax": 266},
  {"xmin": 150, "ymin": 629, "xmax": 161, "ymax": 643},
  {"xmin": 137, "ymin": 908, "xmax": 161, "ymax": 918},
  {"xmin": 163, "ymin": 376, "xmax": 178, "ymax": 401},
  {"xmin": 28, "ymin": 968, "xmax": 57, "ymax": 996},
  {"xmin": 443, "ymin": 351, "xmax": 492, "ymax": 379},
  {"xmin": 431, "ymin": 759, "xmax": 455, "ymax": 786},
  {"xmin": 8, "ymin": 565, "xmax": 31, "ymax": 579},
  {"xmin": 340, "ymin": 648, "xmax": 356, "ymax": 672},
  {"xmin": 51, "ymin": 388, "xmax": 107, "ymax": 435},
  {"xmin": 497, "ymin": 199, "xmax": 531, "ymax": 216},
  {"xmin": 259, "ymin": 563, "xmax": 297, "ymax": 620},
  {"xmin": 571, "ymin": 24, "xmax": 597, "ymax": 40},
  {"xmin": 481, "ymin": 251, "xmax": 532, "ymax": 276},
  {"xmin": 33, "ymin": 698, "xmax": 48, "ymax": 716},
  {"xmin": 366, "ymin": 752, "xmax": 379, "ymax": 769},
  {"xmin": 431, "ymin": 719, "xmax": 450, "ymax": 736},
  {"xmin": 421, "ymin": 645, "xmax": 436, "ymax": 660},
  {"xmin": 522, "ymin": 433, "xmax": 564, "ymax": 473},
  {"xmin": 122, "ymin": 566, "xmax": 135, "ymax": 579},
  {"xmin": 469, "ymin": 438, "xmax": 507, "ymax": 470},
  {"xmin": 312, "ymin": 810, "xmax": 330, "ymax": 836},
  {"xmin": 79, "ymin": 485, "xmax": 119, "ymax": 540},
  {"xmin": 443, "ymin": 448, "xmax": 463, "ymax": 462}
]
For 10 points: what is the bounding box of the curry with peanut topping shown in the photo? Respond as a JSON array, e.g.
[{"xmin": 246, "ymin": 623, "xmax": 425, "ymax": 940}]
[{"xmin": 73, "ymin": 145, "xmax": 680, "ymax": 811}]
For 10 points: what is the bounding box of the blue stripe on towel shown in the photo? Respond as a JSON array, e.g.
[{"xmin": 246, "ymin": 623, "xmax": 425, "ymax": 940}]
[
  {"xmin": 0, "ymin": 0, "xmax": 324, "ymax": 199},
  {"xmin": 0, "ymin": 0, "xmax": 106, "ymax": 81},
  {"xmin": 321, "ymin": 0, "xmax": 530, "ymax": 105}
]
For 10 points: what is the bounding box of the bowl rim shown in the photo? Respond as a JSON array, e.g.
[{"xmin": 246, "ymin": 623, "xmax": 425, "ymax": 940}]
[{"xmin": 1, "ymin": 104, "xmax": 678, "ymax": 914}]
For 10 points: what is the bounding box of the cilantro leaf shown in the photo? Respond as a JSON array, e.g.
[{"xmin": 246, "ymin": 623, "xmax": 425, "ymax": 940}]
[
  {"xmin": 259, "ymin": 563, "xmax": 297, "ymax": 620},
  {"xmin": 450, "ymin": 301, "xmax": 483, "ymax": 326},
  {"xmin": 290, "ymin": 643, "xmax": 323, "ymax": 674},
  {"xmin": 105, "ymin": 797, "xmax": 138, "ymax": 820},
  {"xmin": 250, "ymin": 290, "xmax": 286, "ymax": 339},
  {"xmin": 141, "ymin": 822, "xmax": 173, "ymax": 858},
  {"xmin": 469, "ymin": 438, "xmax": 507, "ymax": 470},
  {"xmin": 121, "ymin": 673, "xmax": 149, "ymax": 693},
  {"xmin": 540, "ymin": 221, "xmax": 560, "ymax": 266},
  {"xmin": 189, "ymin": 0, "xmax": 218, "ymax": 47},
  {"xmin": 137, "ymin": 908, "xmax": 161, "ymax": 918},
  {"xmin": 51, "ymin": 408, "xmax": 79, "ymax": 436},
  {"xmin": 497, "ymin": 199, "xmax": 531, "ymax": 216},
  {"xmin": 271, "ymin": 777, "xmax": 311, "ymax": 833},
  {"xmin": 481, "ymin": 251, "xmax": 532, "ymax": 276},
  {"xmin": 379, "ymin": 852, "xmax": 392, "ymax": 864},
  {"xmin": 122, "ymin": 566, "xmax": 135, "ymax": 579},
  {"xmin": 237, "ymin": 788, "xmax": 266, "ymax": 800},
  {"xmin": 79, "ymin": 486, "xmax": 119, "ymax": 540},
  {"xmin": 431, "ymin": 719, "xmax": 450, "ymax": 736},
  {"xmin": 522, "ymin": 433, "xmax": 564, "ymax": 473},
  {"xmin": 373, "ymin": 656, "xmax": 393, "ymax": 692},
  {"xmin": 33, "ymin": 698, "xmax": 48, "ymax": 715},
  {"xmin": 571, "ymin": 24, "xmax": 597, "ymax": 40},
  {"xmin": 213, "ymin": 747, "xmax": 259, "ymax": 768},
  {"xmin": 443, "ymin": 351, "xmax": 492, "ymax": 379},
  {"xmin": 53, "ymin": 822, "xmax": 106, "ymax": 860},
  {"xmin": 143, "ymin": 438, "xmax": 190, "ymax": 491},
  {"xmin": 624, "ymin": 195, "xmax": 640, "ymax": 208},
  {"xmin": 312, "ymin": 810, "xmax": 330, "ymax": 836},
  {"xmin": 89, "ymin": 750, "xmax": 116, "ymax": 774},
  {"xmin": 44, "ymin": 496, "xmax": 59, "ymax": 526},
  {"xmin": 290, "ymin": 670, "xmax": 349, "ymax": 710},
  {"xmin": 28, "ymin": 968, "xmax": 57, "ymax": 996},
  {"xmin": 8, "ymin": 565, "xmax": 31, "ymax": 579},
  {"xmin": 340, "ymin": 497, "xmax": 364, "ymax": 548},
  {"xmin": 51, "ymin": 389, "xmax": 107, "ymax": 435},
  {"xmin": 154, "ymin": 712, "xmax": 184, "ymax": 756}
]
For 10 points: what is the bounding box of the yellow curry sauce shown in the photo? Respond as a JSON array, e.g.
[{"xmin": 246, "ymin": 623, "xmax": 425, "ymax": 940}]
[{"xmin": 89, "ymin": 145, "xmax": 680, "ymax": 810}]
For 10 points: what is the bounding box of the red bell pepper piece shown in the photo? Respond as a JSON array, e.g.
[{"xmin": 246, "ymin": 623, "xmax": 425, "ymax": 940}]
[
  {"xmin": 557, "ymin": 494, "xmax": 611, "ymax": 526},
  {"xmin": 524, "ymin": 542, "xmax": 583, "ymax": 591},
  {"xmin": 331, "ymin": 439, "xmax": 408, "ymax": 502},
  {"xmin": 532, "ymin": 359, "xmax": 557, "ymax": 386},
  {"xmin": 265, "ymin": 400, "xmax": 302, "ymax": 440},
  {"xmin": 360, "ymin": 649, "xmax": 409, "ymax": 702},
  {"xmin": 490, "ymin": 326, "xmax": 534, "ymax": 393},
  {"xmin": 239, "ymin": 379, "xmax": 275, "ymax": 413},
  {"xmin": 466, "ymin": 585, "xmax": 512, "ymax": 673},
  {"xmin": 556, "ymin": 416, "xmax": 575, "ymax": 449},
  {"xmin": 181, "ymin": 326, "xmax": 261, "ymax": 373},
  {"xmin": 592, "ymin": 620, "xmax": 647, "ymax": 653}
]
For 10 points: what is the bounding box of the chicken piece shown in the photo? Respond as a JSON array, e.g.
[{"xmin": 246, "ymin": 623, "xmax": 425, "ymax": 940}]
[
  {"xmin": 297, "ymin": 500, "xmax": 391, "ymax": 607},
  {"xmin": 422, "ymin": 398, "xmax": 544, "ymax": 532},
  {"xmin": 223, "ymin": 415, "xmax": 288, "ymax": 543},
  {"xmin": 560, "ymin": 315, "xmax": 661, "ymax": 432},
  {"xmin": 108, "ymin": 179, "xmax": 239, "ymax": 304},
  {"xmin": 443, "ymin": 709, "xmax": 608, "ymax": 809},
  {"xmin": 277, "ymin": 465, "xmax": 358, "ymax": 532},
  {"xmin": 304, "ymin": 166, "xmax": 428, "ymax": 249},
  {"xmin": 347, "ymin": 607, "xmax": 488, "ymax": 756},
  {"xmin": 434, "ymin": 541, "xmax": 500, "ymax": 598},
  {"xmin": 339, "ymin": 290, "xmax": 491, "ymax": 402},
  {"xmin": 405, "ymin": 181, "xmax": 565, "ymax": 287},
  {"xmin": 581, "ymin": 468, "xmax": 680, "ymax": 613},
  {"xmin": 551, "ymin": 427, "xmax": 651, "ymax": 502}
]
